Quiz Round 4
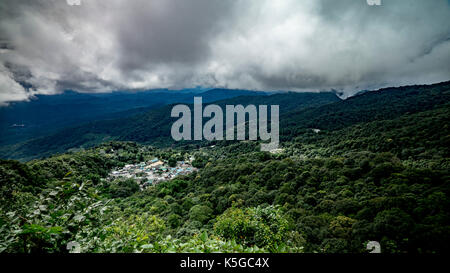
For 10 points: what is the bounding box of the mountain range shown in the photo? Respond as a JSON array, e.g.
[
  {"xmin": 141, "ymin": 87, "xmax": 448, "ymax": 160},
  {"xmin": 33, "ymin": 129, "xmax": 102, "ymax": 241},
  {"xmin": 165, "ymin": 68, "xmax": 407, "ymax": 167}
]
[{"xmin": 1, "ymin": 81, "xmax": 449, "ymax": 161}]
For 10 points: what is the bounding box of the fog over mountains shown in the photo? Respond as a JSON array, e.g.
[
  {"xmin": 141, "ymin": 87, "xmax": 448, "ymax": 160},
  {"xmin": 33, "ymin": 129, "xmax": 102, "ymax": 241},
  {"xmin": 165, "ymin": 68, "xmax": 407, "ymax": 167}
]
[{"xmin": 1, "ymin": 0, "xmax": 450, "ymax": 105}]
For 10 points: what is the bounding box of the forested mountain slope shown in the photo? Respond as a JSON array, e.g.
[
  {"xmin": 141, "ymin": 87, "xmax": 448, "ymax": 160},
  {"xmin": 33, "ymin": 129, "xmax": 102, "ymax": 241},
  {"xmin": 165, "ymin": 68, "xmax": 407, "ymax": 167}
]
[
  {"xmin": 1, "ymin": 102, "xmax": 449, "ymax": 253},
  {"xmin": 2, "ymin": 81, "xmax": 449, "ymax": 161},
  {"xmin": 285, "ymin": 106, "xmax": 450, "ymax": 163},
  {"xmin": 280, "ymin": 81, "xmax": 450, "ymax": 140},
  {"xmin": 0, "ymin": 92, "xmax": 340, "ymax": 160},
  {"xmin": 1, "ymin": 82, "xmax": 449, "ymax": 253},
  {"xmin": 0, "ymin": 88, "xmax": 266, "ymax": 146}
]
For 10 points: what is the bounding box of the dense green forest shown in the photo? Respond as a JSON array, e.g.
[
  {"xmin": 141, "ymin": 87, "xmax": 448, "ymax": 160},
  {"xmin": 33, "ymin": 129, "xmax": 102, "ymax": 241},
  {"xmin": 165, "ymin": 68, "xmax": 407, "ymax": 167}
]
[{"xmin": 0, "ymin": 82, "xmax": 449, "ymax": 253}]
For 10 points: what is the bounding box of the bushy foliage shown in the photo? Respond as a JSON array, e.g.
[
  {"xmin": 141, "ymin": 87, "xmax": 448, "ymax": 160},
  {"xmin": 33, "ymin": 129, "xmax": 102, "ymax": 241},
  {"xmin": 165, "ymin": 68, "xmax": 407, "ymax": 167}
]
[
  {"xmin": 214, "ymin": 205, "xmax": 303, "ymax": 252},
  {"xmin": 109, "ymin": 178, "xmax": 140, "ymax": 198}
]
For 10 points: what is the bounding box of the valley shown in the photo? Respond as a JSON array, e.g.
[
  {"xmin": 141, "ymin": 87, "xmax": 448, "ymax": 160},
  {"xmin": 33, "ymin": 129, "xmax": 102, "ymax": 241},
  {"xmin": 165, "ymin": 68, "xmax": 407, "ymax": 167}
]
[{"xmin": 0, "ymin": 82, "xmax": 449, "ymax": 253}]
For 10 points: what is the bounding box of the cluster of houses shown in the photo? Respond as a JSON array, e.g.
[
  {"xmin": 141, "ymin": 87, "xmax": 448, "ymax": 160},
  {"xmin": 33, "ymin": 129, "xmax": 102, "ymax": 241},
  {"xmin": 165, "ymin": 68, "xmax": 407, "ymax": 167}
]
[{"xmin": 108, "ymin": 157, "xmax": 196, "ymax": 189}]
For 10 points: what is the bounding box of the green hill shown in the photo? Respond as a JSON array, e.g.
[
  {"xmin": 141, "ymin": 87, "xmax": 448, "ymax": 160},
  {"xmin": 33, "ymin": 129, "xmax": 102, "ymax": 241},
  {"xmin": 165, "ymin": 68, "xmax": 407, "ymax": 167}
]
[{"xmin": 1, "ymin": 82, "xmax": 449, "ymax": 253}]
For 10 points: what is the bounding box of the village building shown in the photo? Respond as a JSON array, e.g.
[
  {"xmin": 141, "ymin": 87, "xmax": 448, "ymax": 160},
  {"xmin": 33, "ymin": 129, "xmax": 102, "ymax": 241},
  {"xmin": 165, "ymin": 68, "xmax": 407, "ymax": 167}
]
[{"xmin": 107, "ymin": 157, "xmax": 197, "ymax": 190}]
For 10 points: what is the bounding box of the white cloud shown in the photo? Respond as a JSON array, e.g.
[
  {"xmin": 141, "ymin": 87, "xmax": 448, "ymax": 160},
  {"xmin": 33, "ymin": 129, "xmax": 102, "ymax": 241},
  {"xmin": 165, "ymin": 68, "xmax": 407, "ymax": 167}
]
[
  {"xmin": 0, "ymin": 63, "xmax": 29, "ymax": 105},
  {"xmin": 0, "ymin": 0, "xmax": 449, "ymax": 104}
]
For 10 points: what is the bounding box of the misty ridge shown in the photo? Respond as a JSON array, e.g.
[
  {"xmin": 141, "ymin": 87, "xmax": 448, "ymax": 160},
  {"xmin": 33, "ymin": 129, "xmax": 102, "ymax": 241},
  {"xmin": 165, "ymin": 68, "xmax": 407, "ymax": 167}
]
[
  {"xmin": 0, "ymin": 80, "xmax": 448, "ymax": 162},
  {"xmin": 0, "ymin": 88, "xmax": 267, "ymax": 146}
]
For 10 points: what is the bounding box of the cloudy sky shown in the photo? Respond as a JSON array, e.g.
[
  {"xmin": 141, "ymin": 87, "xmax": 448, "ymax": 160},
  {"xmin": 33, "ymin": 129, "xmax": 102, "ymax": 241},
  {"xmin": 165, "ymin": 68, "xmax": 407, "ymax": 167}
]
[{"xmin": 0, "ymin": 0, "xmax": 449, "ymax": 104}]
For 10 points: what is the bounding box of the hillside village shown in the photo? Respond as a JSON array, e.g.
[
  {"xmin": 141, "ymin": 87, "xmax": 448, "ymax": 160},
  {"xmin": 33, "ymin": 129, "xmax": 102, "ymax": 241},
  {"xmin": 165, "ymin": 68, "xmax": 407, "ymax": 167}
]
[{"xmin": 108, "ymin": 157, "xmax": 197, "ymax": 190}]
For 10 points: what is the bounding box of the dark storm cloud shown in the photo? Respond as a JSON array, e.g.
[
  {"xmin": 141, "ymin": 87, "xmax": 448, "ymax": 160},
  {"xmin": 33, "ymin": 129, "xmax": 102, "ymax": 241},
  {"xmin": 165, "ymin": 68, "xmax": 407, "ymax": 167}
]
[
  {"xmin": 0, "ymin": 0, "xmax": 449, "ymax": 104},
  {"xmin": 116, "ymin": 0, "xmax": 232, "ymax": 70},
  {"xmin": 221, "ymin": 0, "xmax": 450, "ymax": 94}
]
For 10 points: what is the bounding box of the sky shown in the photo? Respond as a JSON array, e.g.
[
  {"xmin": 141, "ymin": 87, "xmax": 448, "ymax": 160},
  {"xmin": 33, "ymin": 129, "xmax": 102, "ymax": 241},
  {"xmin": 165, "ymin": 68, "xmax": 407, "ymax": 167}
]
[{"xmin": 0, "ymin": 0, "xmax": 449, "ymax": 105}]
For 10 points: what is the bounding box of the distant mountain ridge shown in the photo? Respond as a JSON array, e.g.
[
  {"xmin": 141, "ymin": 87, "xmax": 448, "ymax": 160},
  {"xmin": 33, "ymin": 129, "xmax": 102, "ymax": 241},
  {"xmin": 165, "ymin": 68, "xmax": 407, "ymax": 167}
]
[
  {"xmin": 0, "ymin": 91, "xmax": 340, "ymax": 160},
  {"xmin": 0, "ymin": 88, "xmax": 266, "ymax": 146},
  {"xmin": 280, "ymin": 81, "xmax": 450, "ymax": 137},
  {"xmin": 1, "ymin": 81, "xmax": 449, "ymax": 161}
]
